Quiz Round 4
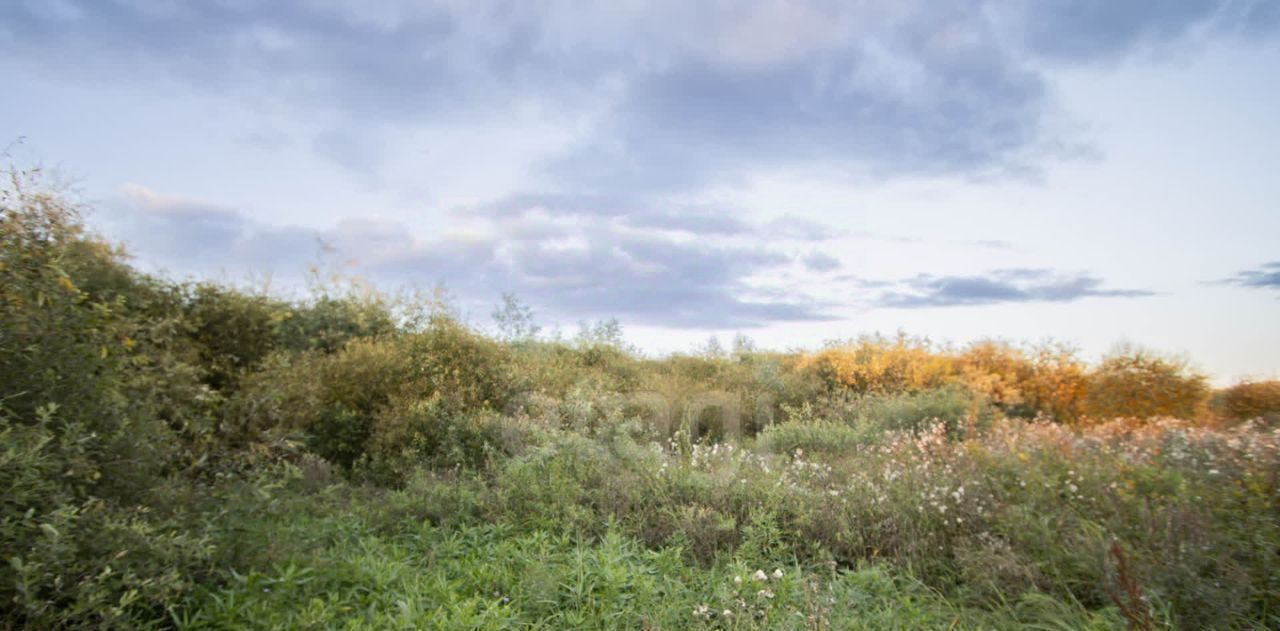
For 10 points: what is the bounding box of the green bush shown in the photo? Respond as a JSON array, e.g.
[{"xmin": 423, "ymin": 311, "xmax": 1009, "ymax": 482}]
[
  {"xmin": 360, "ymin": 399, "xmax": 528, "ymax": 484},
  {"xmin": 403, "ymin": 314, "xmax": 520, "ymax": 413},
  {"xmin": 854, "ymin": 384, "xmax": 981, "ymax": 437},
  {"xmin": 757, "ymin": 419, "xmax": 870, "ymax": 455},
  {"xmin": 278, "ymin": 294, "xmax": 396, "ymax": 354}
]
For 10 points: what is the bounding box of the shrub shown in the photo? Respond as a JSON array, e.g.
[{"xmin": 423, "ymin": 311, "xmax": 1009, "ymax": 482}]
[
  {"xmin": 403, "ymin": 314, "xmax": 520, "ymax": 413},
  {"xmin": 360, "ymin": 398, "xmax": 526, "ymax": 484},
  {"xmin": 1008, "ymin": 343, "xmax": 1089, "ymax": 423},
  {"xmin": 278, "ymin": 293, "xmax": 396, "ymax": 354},
  {"xmin": 182, "ymin": 283, "xmax": 291, "ymax": 391},
  {"xmin": 757, "ymin": 420, "xmax": 869, "ymax": 455},
  {"xmin": 1084, "ymin": 347, "xmax": 1210, "ymax": 420},
  {"xmin": 854, "ymin": 385, "xmax": 980, "ymax": 437},
  {"xmin": 797, "ymin": 335, "xmax": 955, "ymax": 394},
  {"xmin": 956, "ymin": 340, "xmax": 1029, "ymax": 409},
  {"xmin": 1216, "ymin": 380, "xmax": 1280, "ymax": 424}
]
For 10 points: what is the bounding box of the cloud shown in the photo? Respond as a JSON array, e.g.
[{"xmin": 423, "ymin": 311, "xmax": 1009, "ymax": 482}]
[
  {"xmin": 473, "ymin": 193, "xmax": 835, "ymax": 242},
  {"xmin": 108, "ymin": 184, "xmax": 322, "ymax": 278},
  {"xmin": 872, "ymin": 268, "xmax": 1155, "ymax": 308},
  {"xmin": 1216, "ymin": 261, "xmax": 1280, "ymax": 291},
  {"xmin": 802, "ymin": 251, "xmax": 842, "ymax": 272},
  {"xmin": 959, "ymin": 239, "xmax": 1015, "ymax": 250},
  {"xmin": 5, "ymin": 1, "xmax": 1275, "ymax": 191},
  {"xmin": 1019, "ymin": 0, "xmax": 1280, "ymax": 62},
  {"xmin": 103, "ymin": 185, "xmax": 838, "ymax": 328}
]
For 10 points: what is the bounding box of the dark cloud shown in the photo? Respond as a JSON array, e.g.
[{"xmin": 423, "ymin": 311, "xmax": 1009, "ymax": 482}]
[
  {"xmin": 1216, "ymin": 261, "xmax": 1280, "ymax": 291},
  {"xmin": 1022, "ymin": 0, "xmax": 1280, "ymax": 61},
  {"xmin": 101, "ymin": 186, "xmax": 836, "ymax": 328},
  {"xmin": 873, "ymin": 268, "xmax": 1155, "ymax": 308},
  {"xmin": 4, "ymin": 1, "xmax": 1274, "ymax": 192},
  {"xmin": 548, "ymin": 27, "xmax": 1046, "ymax": 190}
]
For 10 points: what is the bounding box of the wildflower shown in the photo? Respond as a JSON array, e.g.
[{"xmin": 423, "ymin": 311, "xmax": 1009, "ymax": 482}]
[
  {"xmin": 772, "ymin": 569, "xmax": 784, "ymax": 579},
  {"xmin": 753, "ymin": 570, "xmax": 768, "ymax": 581},
  {"xmin": 757, "ymin": 589, "xmax": 774, "ymax": 599},
  {"xmin": 723, "ymin": 610, "xmax": 733, "ymax": 617},
  {"xmin": 734, "ymin": 575, "xmax": 742, "ymax": 585}
]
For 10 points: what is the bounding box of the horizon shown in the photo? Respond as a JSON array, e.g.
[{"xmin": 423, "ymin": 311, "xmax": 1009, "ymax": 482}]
[{"xmin": 3, "ymin": 1, "xmax": 1278, "ymax": 384}]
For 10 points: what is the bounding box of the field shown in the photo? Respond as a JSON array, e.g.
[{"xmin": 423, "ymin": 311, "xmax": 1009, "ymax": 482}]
[{"xmin": 3, "ymin": 173, "xmax": 1279, "ymax": 629}]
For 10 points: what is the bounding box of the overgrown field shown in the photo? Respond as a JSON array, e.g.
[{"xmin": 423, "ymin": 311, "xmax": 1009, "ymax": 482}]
[{"xmin": 3, "ymin": 170, "xmax": 1279, "ymax": 629}]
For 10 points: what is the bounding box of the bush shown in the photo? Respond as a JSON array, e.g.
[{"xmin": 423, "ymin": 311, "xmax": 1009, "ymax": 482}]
[
  {"xmin": 757, "ymin": 420, "xmax": 869, "ymax": 455},
  {"xmin": 183, "ymin": 283, "xmax": 291, "ymax": 391},
  {"xmin": 797, "ymin": 335, "xmax": 955, "ymax": 394},
  {"xmin": 854, "ymin": 385, "xmax": 980, "ymax": 437},
  {"xmin": 360, "ymin": 399, "xmax": 528, "ymax": 484},
  {"xmin": 403, "ymin": 314, "xmax": 520, "ymax": 413},
  {"xmin": 1216, "ymin": 380, "xmax": 1280, "ymax": 424},
  {"xmin": 1084, "ymin": 347, "xmax": 1210, "ymax": 420},
  {"xmin": 956, "ymin": 340, "xmax": 1030, "ymax": 409},
  {"xmin": 1011, "ymin": 343, "xmax": 1089, "ymax": 423},
  {"xmin": 277, "ymin": 293, "xmax": 396, "ymax": 354}
]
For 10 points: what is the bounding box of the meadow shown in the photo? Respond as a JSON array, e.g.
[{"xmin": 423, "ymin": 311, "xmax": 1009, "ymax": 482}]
[{"xmin": 3, "ymin": 170, "xmax": 1279, "ymax": 629}]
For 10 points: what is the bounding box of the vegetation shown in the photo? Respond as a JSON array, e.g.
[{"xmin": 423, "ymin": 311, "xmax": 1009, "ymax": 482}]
[{"xmin": 2, "ymin": 169, "xmax": 1278, "ymax": 628}]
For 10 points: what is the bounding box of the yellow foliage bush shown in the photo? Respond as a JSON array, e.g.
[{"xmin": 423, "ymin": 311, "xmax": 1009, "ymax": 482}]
[
  {"xmin": 799, "ymin": 339, "xmax": 1091, "ymax": 423},
  {"xmin": 955, "ymin": 341, "xmax": 1028, "ymax": 408},
  {"xmin": 1217, "ymin": 380, "xmax": 1280, "ymax": 422},
  {"xmin": 1018, "ymin": 344, "xmax": 1089, "ymax": 424},
  {"xmin": 1083, "ymin": 348, "xmax": 1209, "ymax": 421},
  {"xmin": 798, "ymin": 336, "xmax": 955, "ymax": 394}
]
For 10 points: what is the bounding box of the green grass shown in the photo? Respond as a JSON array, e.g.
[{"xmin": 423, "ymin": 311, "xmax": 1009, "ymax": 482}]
[{"xmin": 172, "ymin": 492, "xmax": 1122, "ymax": 630}]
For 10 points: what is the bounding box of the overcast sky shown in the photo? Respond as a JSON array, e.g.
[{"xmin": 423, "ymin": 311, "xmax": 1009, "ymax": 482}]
[{"xmin": 3, "ymin": 1, "xmax": 1278, "ymax": 381}]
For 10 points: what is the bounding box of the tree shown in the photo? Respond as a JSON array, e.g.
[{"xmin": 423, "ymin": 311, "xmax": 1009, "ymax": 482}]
[{"xmin": 491, "ymin": 292, "xmax": 540, "ymax": 342}]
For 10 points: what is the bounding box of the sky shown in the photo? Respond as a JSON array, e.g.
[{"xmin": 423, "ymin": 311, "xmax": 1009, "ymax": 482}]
[{"xmin": 2, "ymin": 0, "xmax": 1278, "ymax": 382}]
